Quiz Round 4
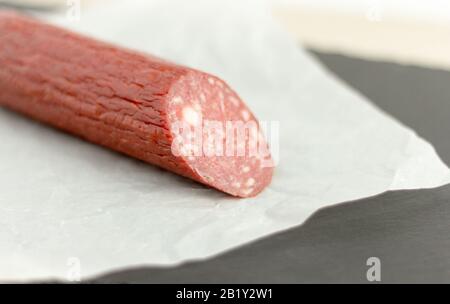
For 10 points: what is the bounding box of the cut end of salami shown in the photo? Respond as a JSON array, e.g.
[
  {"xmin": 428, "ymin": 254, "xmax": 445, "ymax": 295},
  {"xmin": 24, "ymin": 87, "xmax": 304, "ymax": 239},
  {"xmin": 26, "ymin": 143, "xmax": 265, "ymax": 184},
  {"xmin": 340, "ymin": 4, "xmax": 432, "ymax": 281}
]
[
  {"xmin": 167, "ymin": 72, "xmax": 274, "ymax": 197},
  {"xmin": 0, "ymin": 11, "xmax": 274, "ymax": 198}
]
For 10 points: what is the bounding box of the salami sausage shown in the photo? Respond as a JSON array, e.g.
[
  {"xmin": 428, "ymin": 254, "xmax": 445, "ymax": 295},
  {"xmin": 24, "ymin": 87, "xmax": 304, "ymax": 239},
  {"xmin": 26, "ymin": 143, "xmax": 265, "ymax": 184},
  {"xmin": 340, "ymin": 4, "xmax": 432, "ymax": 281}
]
[{"xmin": 0, "ymin": 12, "xmax": 274, "ymax": 197}]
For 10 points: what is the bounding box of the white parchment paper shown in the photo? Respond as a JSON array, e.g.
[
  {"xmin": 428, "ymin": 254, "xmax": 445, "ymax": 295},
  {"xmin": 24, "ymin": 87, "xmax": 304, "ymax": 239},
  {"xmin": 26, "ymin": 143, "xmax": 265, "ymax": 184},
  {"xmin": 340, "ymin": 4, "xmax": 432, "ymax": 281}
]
[{"xmin": 0, "ymin": 0, "xmax": 449, "ymax": 281}]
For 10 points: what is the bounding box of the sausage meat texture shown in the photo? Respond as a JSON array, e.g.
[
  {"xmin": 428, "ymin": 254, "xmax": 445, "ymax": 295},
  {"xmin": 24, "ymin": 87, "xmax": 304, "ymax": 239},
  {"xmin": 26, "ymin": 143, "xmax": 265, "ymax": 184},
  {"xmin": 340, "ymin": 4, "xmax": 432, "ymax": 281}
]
[{"xmin": 0, "ymin": 12, "xmax": 274, "ymax": 197}]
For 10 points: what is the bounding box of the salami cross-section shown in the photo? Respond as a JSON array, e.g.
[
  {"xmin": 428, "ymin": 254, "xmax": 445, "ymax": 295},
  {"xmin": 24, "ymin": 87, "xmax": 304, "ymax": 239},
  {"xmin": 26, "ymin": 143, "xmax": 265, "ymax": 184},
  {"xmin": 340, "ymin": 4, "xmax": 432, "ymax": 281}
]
[{"xmin": 0, "ymin": 12, "xmax": 274, "ymax": 197}]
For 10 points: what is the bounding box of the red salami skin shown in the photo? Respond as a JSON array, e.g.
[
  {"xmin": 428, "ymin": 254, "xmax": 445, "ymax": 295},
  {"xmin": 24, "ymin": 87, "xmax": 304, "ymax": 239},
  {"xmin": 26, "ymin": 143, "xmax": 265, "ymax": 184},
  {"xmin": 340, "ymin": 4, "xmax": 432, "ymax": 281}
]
[{"xmin": 0, "ymin": 12, "xmax": 274, "ymax": 197}]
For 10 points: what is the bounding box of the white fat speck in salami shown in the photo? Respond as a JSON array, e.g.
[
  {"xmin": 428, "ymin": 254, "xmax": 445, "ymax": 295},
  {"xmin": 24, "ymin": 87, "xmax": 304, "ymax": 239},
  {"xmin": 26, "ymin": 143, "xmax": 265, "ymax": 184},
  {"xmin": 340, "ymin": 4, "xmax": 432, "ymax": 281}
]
[
  {"xmin": 172, "ymin": 96, "xmax": 183, "ymax": 105},
  {"xmin": 232, "ymin": 182, "xmax": 241, "ymax": 188},
  {"xmin": 242, "ymin": 188, "xmax": 254, "ymax": 196},
  {"xmin": 200, "ymin": 93, "xmax": 206, "ymax": 103},
  {"xmin": 219, "ymin": 100, "xmax": 225, "ymax": 113},
  {"xmin": 241, "ymin": 110, "xmax": 250, "ymax": 121},
  {"xmin": 229, "ymin": 96, "xmax": 240, "ymax": 107},
  {"xmin": 246, "ymin": 178, "xmax": 256, "ymax": 187},
  {"xmin": 194, "ymin": 103, "xmax": 201, "ymax": 111},
  {"xmin": 242, "ymin": 166, "xmax": 250, "ymax": 173},
  {"xmin": 182, "ymin": 106, "xmax": 201, "ymax": 126}
]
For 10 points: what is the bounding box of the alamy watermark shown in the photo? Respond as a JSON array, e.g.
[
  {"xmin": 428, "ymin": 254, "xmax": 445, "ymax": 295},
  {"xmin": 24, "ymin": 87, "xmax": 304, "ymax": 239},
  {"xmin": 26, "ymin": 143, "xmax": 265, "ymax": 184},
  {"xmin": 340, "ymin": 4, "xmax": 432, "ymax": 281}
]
[
  {"xmin": 170, "ymin": 119, "xmax": 279, "ymax": 168},
  {"xmin": 366, "ymin": 257, "xmax": 381, "ymax": 282},
  {"xmin": 366, "ymin": 0, "xmax": 383, "ymax": 22},
  {"xmin": 66, "ymin": 257, "xmax": 82, "ymax": 282},
  {"xmin": 66, "ymin": 0, "xmax": 81, "ymax": 23}
]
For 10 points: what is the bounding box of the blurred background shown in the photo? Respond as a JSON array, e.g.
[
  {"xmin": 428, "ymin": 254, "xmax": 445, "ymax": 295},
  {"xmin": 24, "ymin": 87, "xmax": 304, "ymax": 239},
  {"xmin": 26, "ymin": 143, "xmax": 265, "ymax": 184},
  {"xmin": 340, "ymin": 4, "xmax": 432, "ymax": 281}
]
[
  {"xmin": 2, "ymin": 0, "xmax": 450, "ymax": 69},
  {"xmin": 274, "ymin": 0, "xmax": 450, "ymax": 70}
]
